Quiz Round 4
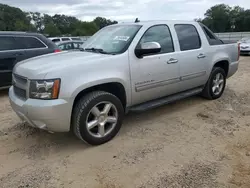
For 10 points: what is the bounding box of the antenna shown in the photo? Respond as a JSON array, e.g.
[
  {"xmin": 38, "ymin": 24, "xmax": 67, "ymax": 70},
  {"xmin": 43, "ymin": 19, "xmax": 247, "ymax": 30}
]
[{"xmin": 135, "ymin": 18, "xmax": 140, "ymax": 23}]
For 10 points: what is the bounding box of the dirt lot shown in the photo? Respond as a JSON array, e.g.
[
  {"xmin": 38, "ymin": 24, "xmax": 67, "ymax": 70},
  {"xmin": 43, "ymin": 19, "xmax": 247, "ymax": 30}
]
[{"xmin": 1, "ymin": 57, "xmax": 250, "ymax": 188}]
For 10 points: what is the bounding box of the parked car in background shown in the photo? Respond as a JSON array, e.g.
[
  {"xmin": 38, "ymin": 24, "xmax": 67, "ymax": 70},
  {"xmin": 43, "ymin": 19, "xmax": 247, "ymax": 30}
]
[
  {"xmin": 0, "ymin": 31, "xmax": 61, "ymax": 89},
  {"xmin": 9, "ymin": 21, "xmax": 239, "ymax": 145},
  {"xmin": 239, "ymin": 38, "xmax": 250, "ymax": 55},
  {"xmin": 57, "ymin": 41, "xmax": 84, "ymax": 51},
  {"xmin": 49, "ymin": 37, "xmax": 82, "ymax": 43}
]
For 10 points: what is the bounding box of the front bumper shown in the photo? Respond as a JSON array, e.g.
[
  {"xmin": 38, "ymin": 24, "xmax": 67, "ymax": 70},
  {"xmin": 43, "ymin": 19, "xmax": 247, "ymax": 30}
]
[
  {"xmin": 240, "ymin": 50, "xmax": 250, "ymax": 55},
  {"xmin": 9, "ymin": 86, "xmax": 72, "ymax": 132}
]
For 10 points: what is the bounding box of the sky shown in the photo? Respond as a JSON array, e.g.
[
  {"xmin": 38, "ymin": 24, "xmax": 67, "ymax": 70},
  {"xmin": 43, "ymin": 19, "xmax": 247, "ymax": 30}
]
[{"xmin": 1, "ymin": 0, "xmax": 250, "ymax": 22}]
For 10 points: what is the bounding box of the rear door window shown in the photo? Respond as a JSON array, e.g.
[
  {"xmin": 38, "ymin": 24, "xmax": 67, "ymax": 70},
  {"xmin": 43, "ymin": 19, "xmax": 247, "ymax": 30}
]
[
  {"xmin": 52, "ymin": 39, "xmax": 60, "ymax": 43},
  {"xmin": 174, "ymin": 24, "xmax": 201, "ymax": 51},
  {"xmin": 15, "ymin": 36, "xmax": 46, "ymax": 49},
  {"xmin": 58, "ymin": 43, "xmax": 73, "ymax": 50},
  {"xmin": 0, "ymin": 36, "xmax": 17, "ymax": 51},
  {"xmin": 203, "ymin": 27, "xmax": 216, "ymax": 40},
  {"xmin": 62, "ymin": 38, "xmax": 70, "ymax": 41},
  {"xmin": 58, "ymin": 44, "xmax": 65, "ymax": 50},
  {"xmin": 73, "ymin": 42, "xmax": 83, "ymax": 49},
  {"xmin": 71, "ymin": 37, "xmax": 81, "ymax": 41},
  {"xmin": 201, "ymin": 25, "xmax": 223, "ymax": 45},
  {"xmin": 65, "ymin": 43, "xmax": 73, "ymax": 50}
]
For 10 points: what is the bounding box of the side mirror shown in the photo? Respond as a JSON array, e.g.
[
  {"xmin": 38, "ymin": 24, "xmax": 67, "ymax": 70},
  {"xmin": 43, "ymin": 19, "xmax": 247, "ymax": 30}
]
[{"xmin": 135, "ymin": 42, "xmax": 161, "ymax": 58}]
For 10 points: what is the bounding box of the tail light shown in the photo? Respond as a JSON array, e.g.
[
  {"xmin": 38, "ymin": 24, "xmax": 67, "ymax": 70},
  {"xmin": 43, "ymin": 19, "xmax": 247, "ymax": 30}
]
[{"xmin": 54, "ymin": 49, "xmax": 61, "ymax": 53}]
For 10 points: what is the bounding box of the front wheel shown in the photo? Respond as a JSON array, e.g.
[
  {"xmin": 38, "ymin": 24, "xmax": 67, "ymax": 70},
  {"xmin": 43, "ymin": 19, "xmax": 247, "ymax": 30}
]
[
  {"xmin": 72, "ymin": 91, "xmax": 124, "ymax": 145},
  {"xmin": 201, "ymin": 67, "xmax": 226, "ymax": 100}
]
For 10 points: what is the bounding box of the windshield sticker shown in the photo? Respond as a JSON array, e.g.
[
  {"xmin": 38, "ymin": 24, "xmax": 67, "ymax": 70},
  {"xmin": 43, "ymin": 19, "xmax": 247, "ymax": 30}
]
[{"xmin": 113, "ymin": 36, "xmax": 130, "ymax": 41}]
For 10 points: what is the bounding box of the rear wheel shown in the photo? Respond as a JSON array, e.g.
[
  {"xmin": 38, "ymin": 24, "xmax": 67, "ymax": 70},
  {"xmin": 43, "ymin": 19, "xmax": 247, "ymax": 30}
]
[
  {"xmin": 72, "ymin": 91, "xmax": 124, "ymax": 145},
  {"xmin": 202, "ymin": 67, "xmax": 226, "ymax": 100}
]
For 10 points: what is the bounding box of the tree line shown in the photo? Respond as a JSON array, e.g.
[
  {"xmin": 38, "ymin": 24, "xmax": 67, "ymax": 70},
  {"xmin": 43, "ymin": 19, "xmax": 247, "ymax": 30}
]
[
  {"xmin": 0, "ymin": 3, "xmax": 117, "ymax": 36},
  {"xmin": 197, "ymin": 4, "xmax": 250, "ymax": 33},
  {"xmin": 1, "ymin": 3, "xmax": 250, "ymax": 37}
]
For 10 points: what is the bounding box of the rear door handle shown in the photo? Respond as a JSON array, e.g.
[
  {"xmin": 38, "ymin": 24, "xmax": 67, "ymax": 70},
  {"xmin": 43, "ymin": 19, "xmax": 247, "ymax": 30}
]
[
  {"xmin": 167, "ymin": 58, "xmax": 178, "ymax": 64},
  {"xmin": 197, "ymin": 53, "xmax": 206, "ymax": 59}
]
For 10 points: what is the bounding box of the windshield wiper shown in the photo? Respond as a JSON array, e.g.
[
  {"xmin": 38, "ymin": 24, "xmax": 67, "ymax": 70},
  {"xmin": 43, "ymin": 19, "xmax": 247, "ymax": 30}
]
[{"xmin": 84, "ymin": 47, "xmax": 110, "ymax": 54}]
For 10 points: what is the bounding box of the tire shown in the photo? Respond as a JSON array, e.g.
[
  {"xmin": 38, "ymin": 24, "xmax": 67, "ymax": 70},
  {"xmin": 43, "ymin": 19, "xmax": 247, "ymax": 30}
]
[
  {"xmin": 201, "ymin": 67, "xmax": 226, "ymax": 100},
  {"xmin": 72, "ymin": 91, "xmax": 124, "ymax": 145}
]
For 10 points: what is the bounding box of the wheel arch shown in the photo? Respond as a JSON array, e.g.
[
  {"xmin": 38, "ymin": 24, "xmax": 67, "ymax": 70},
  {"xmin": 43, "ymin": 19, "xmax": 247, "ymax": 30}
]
[
  {"xmin": 70, "ymin": 82, "xmax": 127, "ymax": 129},
  {"xmin": 72, "ymin": 82, "xmax": 127, "ymax": 108},
  {"xmin": 213, "ymin": 59, "xmax": 229, "ymax": 76}
]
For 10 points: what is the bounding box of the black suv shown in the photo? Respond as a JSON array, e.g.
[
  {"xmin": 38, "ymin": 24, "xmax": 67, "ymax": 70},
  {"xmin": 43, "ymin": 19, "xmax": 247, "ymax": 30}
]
[{"xmin": 0, "ymin": 31, "xmax": 61, "ymax": 88}]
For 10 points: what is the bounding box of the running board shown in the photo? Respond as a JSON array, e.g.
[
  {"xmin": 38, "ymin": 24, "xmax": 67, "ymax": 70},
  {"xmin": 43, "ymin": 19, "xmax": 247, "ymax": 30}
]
[{"xmin": 129, "ymin": 87, "xmax": 203, "ymax": 112}]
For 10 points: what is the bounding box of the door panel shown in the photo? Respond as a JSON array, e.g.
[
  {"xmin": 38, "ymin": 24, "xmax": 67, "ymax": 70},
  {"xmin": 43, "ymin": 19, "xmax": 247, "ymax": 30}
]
[
  {"xmin": 129, "ymin": 25, "xmax": 181, "ymax": 105},
  {"xmin": 174, "ymin": 24, "xmax": 208, "ymax": 91},
  {"xmin": 24, "ymin": 48, "xmax": 51, "ymax": 59},
  {"xmin": 0, "ymin": 50, "xmax": 26, "ymax": 87},
  {"xmin": 0, "ymin": 36, "xmax": 26, "ymax": 87},
  {"xmin": 0, "ymin": 53, "xmax": 16, "ymax": 87},
  {"xmin": 131, "ymin": 54, "xmax": 180, "ymax": 104},
  {"xmin": 177, "ymin": 50, "xmax": 208, "ymax": 90}
]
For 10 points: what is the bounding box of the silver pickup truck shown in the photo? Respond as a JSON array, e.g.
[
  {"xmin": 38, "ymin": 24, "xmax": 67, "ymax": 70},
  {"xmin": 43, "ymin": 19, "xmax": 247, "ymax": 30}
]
[{"xmin": 9, "ymin": 20, "xmax": 239, "ymax": 145}]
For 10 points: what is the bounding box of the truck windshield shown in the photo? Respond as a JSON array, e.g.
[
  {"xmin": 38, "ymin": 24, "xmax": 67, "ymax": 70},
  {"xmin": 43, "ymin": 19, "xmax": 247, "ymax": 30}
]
[{"xmin": 82, "ymin": 25, "xmax": 141, "ymax": 54}]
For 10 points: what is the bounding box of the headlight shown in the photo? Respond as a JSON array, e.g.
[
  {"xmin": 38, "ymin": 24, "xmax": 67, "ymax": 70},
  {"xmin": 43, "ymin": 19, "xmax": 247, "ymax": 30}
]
[{"xmin": 30, "ymin": 79, "xmax": 60, "ymax": 99}]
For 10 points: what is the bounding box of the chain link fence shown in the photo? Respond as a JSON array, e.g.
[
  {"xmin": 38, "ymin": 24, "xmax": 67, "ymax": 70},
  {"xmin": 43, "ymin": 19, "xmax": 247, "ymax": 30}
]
[{"xmin": 215, "ymin": 32, "xmax": 250, "ymax": 42}]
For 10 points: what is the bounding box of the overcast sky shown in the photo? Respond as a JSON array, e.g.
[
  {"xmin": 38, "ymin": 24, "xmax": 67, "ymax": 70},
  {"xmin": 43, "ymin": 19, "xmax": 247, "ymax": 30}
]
[{"xmin": 1, "ymin": 0, "xmax": 250, "ymax": 22}]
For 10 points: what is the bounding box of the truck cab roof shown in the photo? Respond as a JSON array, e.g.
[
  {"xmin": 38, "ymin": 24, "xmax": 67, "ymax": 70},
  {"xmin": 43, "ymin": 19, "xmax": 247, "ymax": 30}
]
[
  {"xmin": 116, "ymin": 20, "xmax": 198, "ymax": 27},
  {"xmin": 0, "ymin": 31, "xmax": 45, "ymax": 37}
]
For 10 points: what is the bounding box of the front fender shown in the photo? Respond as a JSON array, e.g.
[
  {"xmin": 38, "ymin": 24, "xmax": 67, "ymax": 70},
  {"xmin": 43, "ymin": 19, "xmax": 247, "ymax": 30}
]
[
  {"xmin": 72, "ymin": 78, "xmax": 128, "ymax": 98},
  {"xmin": 68, "ymin": 75, "xmax": 131, "ymax": 107}
]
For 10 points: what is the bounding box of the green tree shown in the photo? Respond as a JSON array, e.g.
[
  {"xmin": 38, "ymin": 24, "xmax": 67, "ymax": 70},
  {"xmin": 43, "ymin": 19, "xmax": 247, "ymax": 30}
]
[
  {"xmin": 0, "ymin": 3, "xmax": 33, "ymax": 31},
  {"xmin": 43, "ymin": 14, "xmax": 53, "ymax": 25},
  {"xmin": 52, "ymin": 14, "xmax": 79, "ymax": 35},
  {"xmin": 229, "ymin": 6, "xmax": 244, "ymax": 32},
  {"xmin": 0, "ymin": 3, "xmax": 117, "ymax": 36},
  {"xmin": 28, "ymin": 12, "xmax": 44, "ymax": 31},
  {"xmin": 44, "ymin": 22, "xmax": 61, "ymax": 37},
  {"xmin": 199, "ymin": 4, "xmax": 250, "ymax": 32},
  {"xmin": 72, "ymin": 21, "xmax": 98, "ymax": 36},
  {"xmin": 234, "ymin": 9, "xmax": 250, "ymax": 32},
  {"xmin": 202, "ymin": 4, "xmax": 232, "ymax": 32},
  {"xmin": 0, "ymin": 9, "xmax": 6, "ymax": 30},
  {"xmin": 93, "ymin": 17, "xmax": 118, "ymax": 29}
]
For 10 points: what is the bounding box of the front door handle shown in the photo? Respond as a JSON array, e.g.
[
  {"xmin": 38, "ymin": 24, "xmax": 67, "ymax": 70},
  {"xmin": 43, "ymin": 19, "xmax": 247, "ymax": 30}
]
[
  {"xmin": 167, "ymin": 58, "xmax": 178, "ymax": 64},
  {"xmin": 197, "ymin": 53, "xmax": 206, "ymax": 59}
]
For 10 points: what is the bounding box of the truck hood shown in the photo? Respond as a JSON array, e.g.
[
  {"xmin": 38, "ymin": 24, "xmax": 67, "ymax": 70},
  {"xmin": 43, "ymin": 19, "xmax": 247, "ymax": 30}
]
[{"xmin": 14, "ymin": 51, "xmax": 111, "ymax": 79}]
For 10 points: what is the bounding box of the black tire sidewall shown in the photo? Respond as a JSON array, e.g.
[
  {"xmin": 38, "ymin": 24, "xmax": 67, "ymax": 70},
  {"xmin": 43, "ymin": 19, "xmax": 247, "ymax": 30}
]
[
  {"xmin": 208, "ymin": 67, "xmax": 226, "ymax": 99},
  {"xmin": 76, "ymin": 92, "xmax": 124, "ymax": 145}
]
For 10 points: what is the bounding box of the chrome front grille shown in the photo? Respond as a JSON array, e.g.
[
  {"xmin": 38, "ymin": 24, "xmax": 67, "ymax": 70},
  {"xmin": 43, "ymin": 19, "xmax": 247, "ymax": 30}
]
[{"xmin": 13, "ymin": 74, "xmax": 28, "ymax": 100}]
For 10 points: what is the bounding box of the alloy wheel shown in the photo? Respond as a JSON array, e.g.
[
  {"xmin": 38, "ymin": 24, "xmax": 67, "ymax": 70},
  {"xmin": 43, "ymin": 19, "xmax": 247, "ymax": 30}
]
[
  {"xmin": 86, "ymin": 102, "xmax": 118, "ymax": 138},
  {"xmin": 212, "ymin": 73, "xmax": 224, "ymax": 95}
]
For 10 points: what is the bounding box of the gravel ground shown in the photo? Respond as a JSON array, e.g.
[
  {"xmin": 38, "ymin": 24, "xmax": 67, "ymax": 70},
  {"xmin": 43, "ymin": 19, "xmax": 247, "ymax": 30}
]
[{"xmin": 1, "ymin": 57, "xmax": 250, "ymax": 188}]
